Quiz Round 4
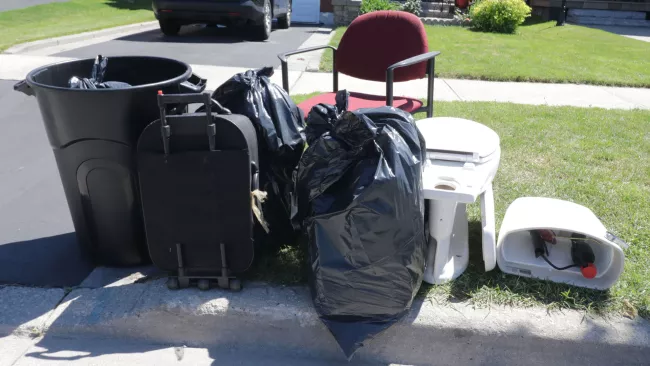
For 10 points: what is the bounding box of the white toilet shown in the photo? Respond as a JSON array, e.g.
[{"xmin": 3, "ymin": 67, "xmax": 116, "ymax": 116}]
[{"xmin": 416, "ymin": 117, "xmax": 501, "ymax": 284}]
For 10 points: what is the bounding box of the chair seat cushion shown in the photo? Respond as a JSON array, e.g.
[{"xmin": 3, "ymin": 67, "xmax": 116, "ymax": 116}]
[{"xmin": 298, "ymin": 92, "xmax": 423, "ymax": 117}]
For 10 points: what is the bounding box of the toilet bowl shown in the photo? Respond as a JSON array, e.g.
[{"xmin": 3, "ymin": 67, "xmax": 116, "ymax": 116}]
[{"xmin": 416, "ymin": 117, "xmax": 501, "ymax": 284}]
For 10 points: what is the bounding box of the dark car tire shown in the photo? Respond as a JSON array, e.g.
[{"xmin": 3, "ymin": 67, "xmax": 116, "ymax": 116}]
[
  {"xmin": 254, "ymin": 0, "xmax": 272, "ymax": 41},
  {"xmin": 160, "ymin": 20, "xmax": 181, "ymax": 36},
  {"xmin": 277, "ymin": 1, "xmax": 291, "ymax": 29}
]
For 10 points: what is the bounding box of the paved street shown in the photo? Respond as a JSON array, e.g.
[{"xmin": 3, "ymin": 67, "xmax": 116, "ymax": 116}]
[
  {"xmin": 3, "ymin": 336, "xmax": 354, "ymax": 366},
  {"xmin": 0, "ymin": 80, "xmax": 93, "ymax": 287},
  {"xmin": 56, "ymin": 24, "xmax": 320, "ymax": 67},
  {"xmin": 0, "ymin": 0, "xmax": 67, "ymax": 12}
]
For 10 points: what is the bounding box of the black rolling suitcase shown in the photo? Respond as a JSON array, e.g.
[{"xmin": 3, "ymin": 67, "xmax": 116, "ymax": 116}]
[{"xmin": 137, "ymin": 93, "xmax": 259, "ymax": 291}]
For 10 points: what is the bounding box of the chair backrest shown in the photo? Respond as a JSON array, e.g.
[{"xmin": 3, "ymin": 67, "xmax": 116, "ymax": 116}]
[{"xmin": 336, "ymin": 11, "xmax": 429, "ymax": 83}]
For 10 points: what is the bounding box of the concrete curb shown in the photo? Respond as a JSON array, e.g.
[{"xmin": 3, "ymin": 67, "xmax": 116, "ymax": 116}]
[
  {"xmin": 37, "ymin": 279, "xmax": 650, "ymax": 364},
  {"xmin": 3, "ymin": 21, "xmax": 159, "ymax": 55},
  {"xmin": 0, "ymin": 286, "xmax": 65, "ymax": 338}
]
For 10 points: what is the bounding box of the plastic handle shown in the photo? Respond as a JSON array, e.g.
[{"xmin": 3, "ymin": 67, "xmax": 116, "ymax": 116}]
[
  {"xmin": 157, "ymin": 92, "xmax": 213, "ymax": 156},
  {"xmin": 179, "ymin": 73, "xmax": 207, "ymax": 94},
  {"xmin": 157, "ymin": 93, "xmax": 211, "ymax": 107},
  {"xmin": 14, "ymin": 80, "xmax": 34, "ymax": 96}
]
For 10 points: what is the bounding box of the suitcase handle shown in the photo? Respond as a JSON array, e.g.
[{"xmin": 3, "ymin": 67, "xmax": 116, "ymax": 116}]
[
  {"xmin": 157, "ymin": 93, "xmax": 230, "ymax": 114},
  {"xmin": 157, "ymin": 93, "xmax": 210, "ymax": 106},
  {"xmin": 157, "ymin": 92, "xmax": 215, "ymax": 156}
]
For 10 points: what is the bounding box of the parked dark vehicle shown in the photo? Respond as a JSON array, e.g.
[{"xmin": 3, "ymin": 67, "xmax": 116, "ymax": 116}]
[{"xmin": 152, "ymin": 0, "xmax": 292, "ymax": 40}]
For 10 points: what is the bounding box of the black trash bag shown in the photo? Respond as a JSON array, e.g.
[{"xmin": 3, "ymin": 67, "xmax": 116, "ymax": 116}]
[
  {"xmin": 209, "ymin": 66, "xmax": 306, "ymax": 245},
  {"xmin": 293, "ymin": 90, "xmax": 427, "ymax": 359},
  {"xmin": 68, "ymin": 55, "xmax": 132, "ymax": 89}
]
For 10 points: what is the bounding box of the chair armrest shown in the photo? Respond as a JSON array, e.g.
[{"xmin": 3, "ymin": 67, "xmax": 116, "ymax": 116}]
[
  {"xmin": 386, "ymin": 51, "xmax": 441, "ymax": 72},
  {"xmin": 278, "ymin": 45, "xmax": 337, "ymax": 63},
  {"xmin": 278, "ymin": 46, "xmax": 338, "ymax": 93},
  {"xmin": 386, "ymin": 51, "xmax": 441, "ymax": 118}
]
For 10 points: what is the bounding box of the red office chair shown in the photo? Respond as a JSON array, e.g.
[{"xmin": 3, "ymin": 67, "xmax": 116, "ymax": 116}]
[{"xmin": 278, "ymin": 11, "xmax": 440, "ymax": 118}]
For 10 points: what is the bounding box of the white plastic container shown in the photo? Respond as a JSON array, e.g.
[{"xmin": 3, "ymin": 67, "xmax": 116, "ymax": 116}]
[{"xmin": 497, "ymin": 197, "xmax": 627, "ymax": 290}]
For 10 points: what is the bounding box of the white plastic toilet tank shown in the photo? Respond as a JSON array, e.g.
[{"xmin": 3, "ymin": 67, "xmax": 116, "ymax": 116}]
[{"xmin": 497, "ymin": 197, "xmax": 626, "ymax": 290}]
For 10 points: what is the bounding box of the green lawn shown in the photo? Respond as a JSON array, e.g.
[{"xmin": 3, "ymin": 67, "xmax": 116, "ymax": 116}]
[
  {"xmin": 320, "ymin": 20, "xmax": 650, "ymax": 87},
  {"xmin": 0, "ymin": 0, "xmax": 154, "ymax": 52},
  {"xmin": 248, "ymin": 97, "xmax": 650, "ymax": 319}
]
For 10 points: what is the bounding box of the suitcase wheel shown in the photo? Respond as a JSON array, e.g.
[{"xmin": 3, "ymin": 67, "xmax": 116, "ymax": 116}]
[
  {"xmin": 197, "ymin": 279, "xmax": 211, "ymax": 291},
  {"xmin": 166, "ymin": 277, "xmax": 180, "ymax": 290},
  {"xmin": 229, "ymin": 279, "xmax": 242, "ymax": 292},
  {"xmin": 179, "ymin": 277, "xmax": 190, "ymax": 289}
]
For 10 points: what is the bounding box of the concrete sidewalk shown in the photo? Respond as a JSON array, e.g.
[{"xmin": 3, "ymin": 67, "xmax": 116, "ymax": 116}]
[
  {"xmin": 1, "ymin": 267, "xmax": 650, "ymax": 365},
  {"xmin": 2, "ymin": 54, "xmax": 649, "ymax": 110}
]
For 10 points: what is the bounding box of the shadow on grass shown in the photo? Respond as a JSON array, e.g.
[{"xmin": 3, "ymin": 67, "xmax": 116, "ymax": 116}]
[
  {"xmin": 522, "ymin": 14, "xmax": 551, "ymax": 26},
  {"xmin": 104, "ymin": 0, "xmax": 152, "ymax": 11},
  {"xmin": 420, "ymin": 220, "xmax": 613, "ymax": 314},
  {"xmin": 467, "ymin": 26, "xmax": 517, "ymax": 34},
  {"xmin": 243, "ymin": 237, "xmax": 308, "ymax": 285},
  {"xmin": 584, "ymin": 24, "xmax": 650, "ymax": 38}
]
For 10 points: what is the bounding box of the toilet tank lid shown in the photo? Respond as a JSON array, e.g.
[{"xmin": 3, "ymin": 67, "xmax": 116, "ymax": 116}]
[{"xmin": 416, "ymin": 117, "xmax": 500, "ymax": 159}]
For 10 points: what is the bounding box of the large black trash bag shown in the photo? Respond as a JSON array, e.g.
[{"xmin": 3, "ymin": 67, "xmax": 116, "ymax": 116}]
[
  {"xmin": 210, "ymin": 67, "xmax": 306, "ymax": 245},
  {"xmin": 293, "ymin": 91, "xmax": 427, "ymax": 359}
]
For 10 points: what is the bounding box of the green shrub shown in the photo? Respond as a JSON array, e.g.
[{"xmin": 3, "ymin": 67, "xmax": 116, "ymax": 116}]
[
  {"xmin": 470, "ymin": 0, "xmax": 531, "ymax": 33},
  {"xmin": 401, "ymin": 0, "xmax": 422, "ymax": 16},
  {"xmin": 359, "ymin": 0, "xmax": 401, "ymax": 14}
]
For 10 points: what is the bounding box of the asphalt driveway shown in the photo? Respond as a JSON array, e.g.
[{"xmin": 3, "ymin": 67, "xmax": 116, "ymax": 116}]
[
  {"xmin": 56, "ymin": 24, "xmax": 319, "ymax": 67},
  {"xmin": 0, "ymin": 80, "xmax": 94, "ymax": 287}
]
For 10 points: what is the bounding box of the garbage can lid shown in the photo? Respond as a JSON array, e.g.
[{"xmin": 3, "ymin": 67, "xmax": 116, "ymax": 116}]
[{"xmin": 416, "ymin": 117, "xmax": 500, "ymax": 163}]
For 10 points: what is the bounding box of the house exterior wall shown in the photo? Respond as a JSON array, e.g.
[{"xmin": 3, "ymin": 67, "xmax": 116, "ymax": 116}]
[
  {"xmin": 332, "ymin": 0, "xmax": 362, "ymax": 25},
  {"xmin": 322, "ymin": 0, "xmax": 334, "ymax": 13},
  {"xmin": 531, "ymin": 0, "xmax": 650, "ymax": 20}
]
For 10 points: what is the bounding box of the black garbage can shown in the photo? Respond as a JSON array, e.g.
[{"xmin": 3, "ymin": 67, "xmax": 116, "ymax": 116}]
[{"xmin": 15, "ymin": 56, "xmax": 206, "ymax": 266}]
